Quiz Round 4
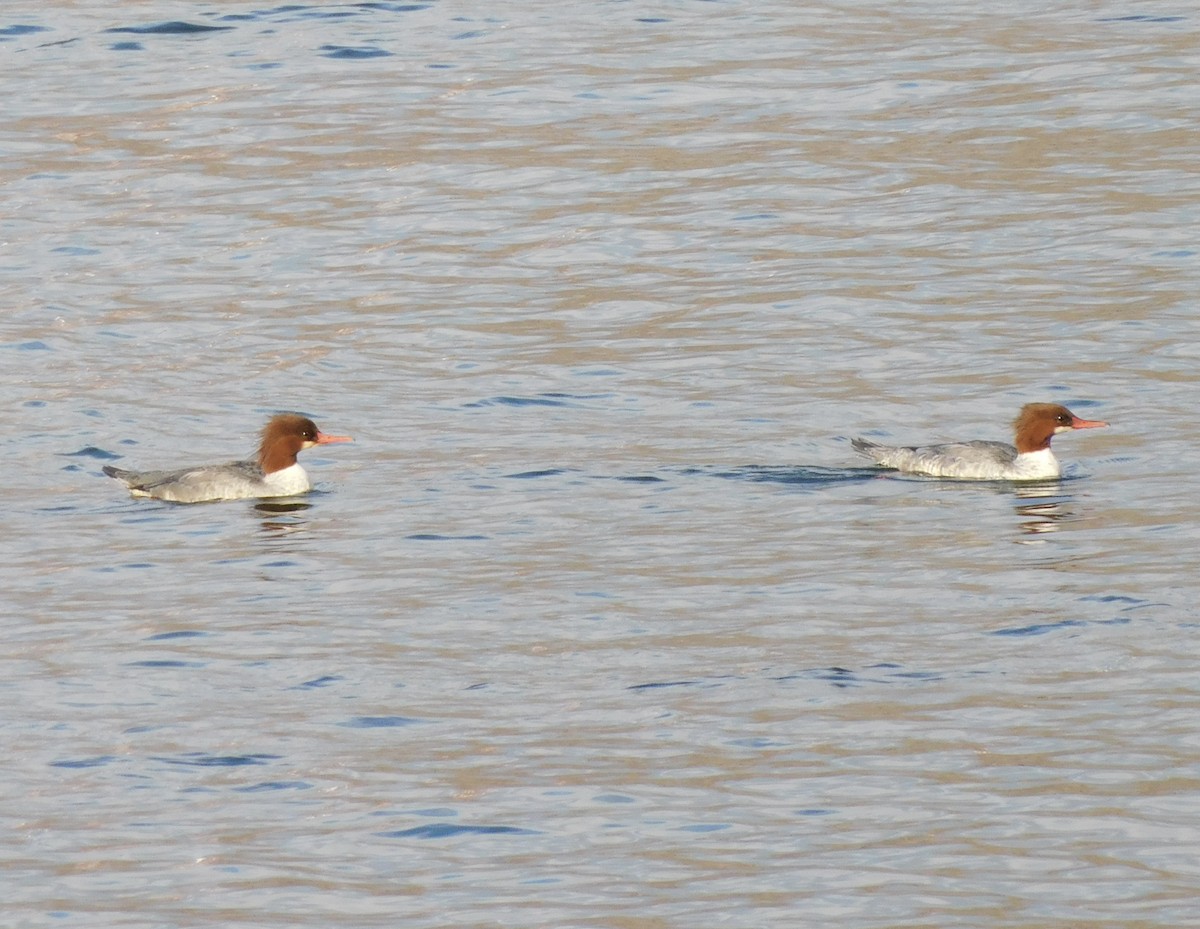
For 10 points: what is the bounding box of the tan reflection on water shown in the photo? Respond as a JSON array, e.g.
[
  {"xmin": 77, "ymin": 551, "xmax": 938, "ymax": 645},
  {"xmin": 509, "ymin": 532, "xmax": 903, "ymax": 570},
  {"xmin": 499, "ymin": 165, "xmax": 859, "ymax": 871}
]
[{"xmin": 2, "ymin": 2, "xmax": 1194, "ymax": 926}]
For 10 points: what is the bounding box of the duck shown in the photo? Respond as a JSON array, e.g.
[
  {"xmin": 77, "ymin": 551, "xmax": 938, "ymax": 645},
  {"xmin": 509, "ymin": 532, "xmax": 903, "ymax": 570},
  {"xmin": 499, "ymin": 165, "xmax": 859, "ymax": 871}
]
[
  {"xmin": 103, "ymin": 413, "xmax": 352, "ymax": 502},
  {"xmin": 851, "ymin": 403, "xmax": 1107, "ymax": 480}
]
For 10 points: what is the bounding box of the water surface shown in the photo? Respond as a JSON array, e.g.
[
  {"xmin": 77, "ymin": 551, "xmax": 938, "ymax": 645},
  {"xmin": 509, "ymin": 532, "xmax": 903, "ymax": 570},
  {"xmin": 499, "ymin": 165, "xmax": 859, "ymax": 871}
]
[{"xmin": 3, "ymin": 2, "xmax": 1199, "ymax": 927}]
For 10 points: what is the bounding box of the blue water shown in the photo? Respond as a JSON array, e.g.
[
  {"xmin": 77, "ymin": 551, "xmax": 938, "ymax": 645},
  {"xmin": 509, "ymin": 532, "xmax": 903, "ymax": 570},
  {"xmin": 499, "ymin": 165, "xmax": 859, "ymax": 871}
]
[{"xmin": 3, "ymin": 1, "xmax": 1199, "ymax": 927}]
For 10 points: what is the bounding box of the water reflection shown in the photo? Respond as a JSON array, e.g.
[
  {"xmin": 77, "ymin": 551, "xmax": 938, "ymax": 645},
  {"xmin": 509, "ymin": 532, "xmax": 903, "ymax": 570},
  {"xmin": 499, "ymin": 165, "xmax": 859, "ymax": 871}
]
[
  {"xmin": 1012, "ymin": 481, "xmax": 1075, "ymax": 537},
  {"xmin": 1013, "ymin": 479, "xmax": 1067, "ymax": 500},
  {"xmin": 254, "ymin": 500, "xmax": 312, "ymax": 516},
  {"xmin": 254, "ymin": 499, "xmax": 311, "ymax": 534}
]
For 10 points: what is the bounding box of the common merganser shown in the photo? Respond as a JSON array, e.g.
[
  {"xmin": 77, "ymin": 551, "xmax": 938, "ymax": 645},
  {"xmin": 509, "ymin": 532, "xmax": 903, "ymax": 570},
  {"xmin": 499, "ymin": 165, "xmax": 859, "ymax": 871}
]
[
  {"xmin": 851, "ymin": 403, "xmax": 1107, "ymax": 481},
  {"xmin": 102, "ymin": 413, "xmax": 352, "ymax": 503}
]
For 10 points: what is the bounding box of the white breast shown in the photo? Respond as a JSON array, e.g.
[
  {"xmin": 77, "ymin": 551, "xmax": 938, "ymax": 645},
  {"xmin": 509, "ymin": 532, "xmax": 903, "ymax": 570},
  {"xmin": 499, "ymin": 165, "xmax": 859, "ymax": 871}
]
[
  {"xmin": 262, "ymin": 463, "xmax": 312, "ymax": 497},
  {"xmin": 1008, "ymin": 449, "xmax": 1061, "ymax": 480}
]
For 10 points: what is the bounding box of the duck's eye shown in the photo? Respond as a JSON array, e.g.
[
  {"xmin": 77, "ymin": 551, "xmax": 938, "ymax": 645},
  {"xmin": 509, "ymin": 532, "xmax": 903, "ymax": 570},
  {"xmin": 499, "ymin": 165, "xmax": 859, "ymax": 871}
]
[{"xmin": 1057, "ymin": 413, "xmax": 1071, "ymax": 424}]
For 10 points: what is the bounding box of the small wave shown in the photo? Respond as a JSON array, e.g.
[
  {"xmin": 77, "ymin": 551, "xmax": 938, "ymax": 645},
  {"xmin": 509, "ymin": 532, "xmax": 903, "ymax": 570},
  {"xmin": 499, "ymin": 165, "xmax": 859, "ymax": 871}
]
[
  {"xmin": 377, "ymin": 823, "xmax": 538, "ymax": 839},
  {"xmin": 105, "ymin": 22, "xmax": 235, "ymax": 35}
]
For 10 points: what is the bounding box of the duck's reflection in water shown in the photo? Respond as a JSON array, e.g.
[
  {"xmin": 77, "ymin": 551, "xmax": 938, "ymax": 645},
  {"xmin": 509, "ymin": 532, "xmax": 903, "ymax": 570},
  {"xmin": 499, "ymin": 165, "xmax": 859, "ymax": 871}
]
[
  {"xmin": 1012, "ymin": 480, "xmax": 1075, "ymax": 537},
  {"xmin": 255, "ymin": 499, "xmax": 313, "ymax": 534}
]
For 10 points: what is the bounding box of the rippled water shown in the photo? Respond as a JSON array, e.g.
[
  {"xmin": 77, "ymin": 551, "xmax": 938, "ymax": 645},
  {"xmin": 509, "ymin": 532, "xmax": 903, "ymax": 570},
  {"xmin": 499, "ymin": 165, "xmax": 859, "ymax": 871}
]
[{"xmin": 4, "ymin": 2, "xmax": 1199, "ymax": 927}]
